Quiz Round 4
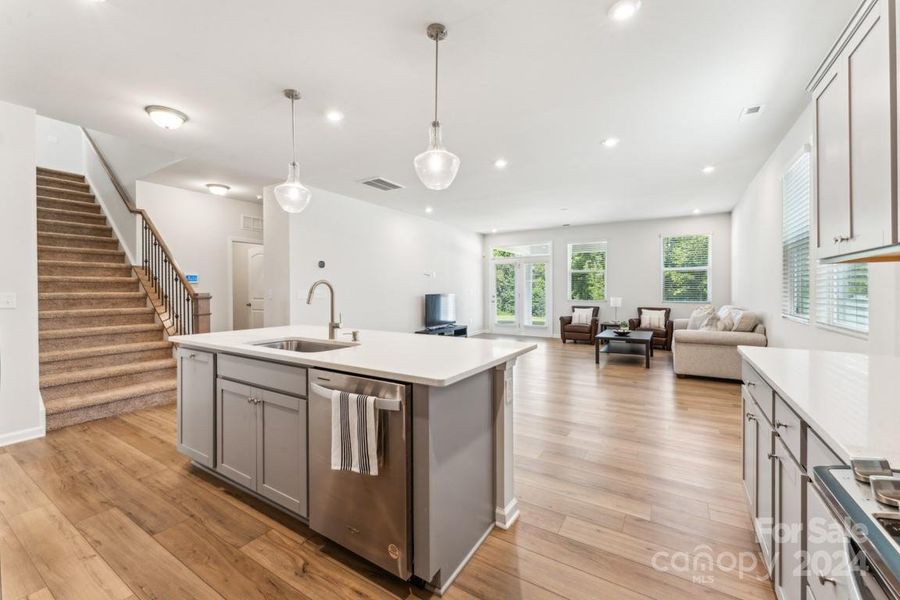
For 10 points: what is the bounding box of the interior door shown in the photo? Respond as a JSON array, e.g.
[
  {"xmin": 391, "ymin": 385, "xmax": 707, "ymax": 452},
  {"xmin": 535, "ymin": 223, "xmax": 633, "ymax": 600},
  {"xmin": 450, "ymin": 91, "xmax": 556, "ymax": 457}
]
[{"xmin": 247, "ymin": 246, "xmax": 265, "ymax": 328}]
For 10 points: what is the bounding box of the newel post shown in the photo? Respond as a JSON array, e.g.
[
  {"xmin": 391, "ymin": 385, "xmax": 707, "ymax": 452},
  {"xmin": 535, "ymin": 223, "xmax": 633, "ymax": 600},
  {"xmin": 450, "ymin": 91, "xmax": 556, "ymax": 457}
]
[{"xmin": 192, "ymin": 293, "xmax": 212, "ymax": 333}]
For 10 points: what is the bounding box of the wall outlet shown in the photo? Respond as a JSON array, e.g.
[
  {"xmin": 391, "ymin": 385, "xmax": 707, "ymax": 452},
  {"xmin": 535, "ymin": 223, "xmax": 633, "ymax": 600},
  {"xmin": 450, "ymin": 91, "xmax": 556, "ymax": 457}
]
[{"xmin": 0, "ymin": 293, "xmax": 17, "ymax": 309}]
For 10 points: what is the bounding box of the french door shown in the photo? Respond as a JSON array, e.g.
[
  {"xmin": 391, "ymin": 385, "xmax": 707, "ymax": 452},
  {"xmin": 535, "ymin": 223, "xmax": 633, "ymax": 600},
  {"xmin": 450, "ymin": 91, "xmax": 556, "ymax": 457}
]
[{"xmin": 490, "ymin": 257, "xmax": 552, "ymax": 336}]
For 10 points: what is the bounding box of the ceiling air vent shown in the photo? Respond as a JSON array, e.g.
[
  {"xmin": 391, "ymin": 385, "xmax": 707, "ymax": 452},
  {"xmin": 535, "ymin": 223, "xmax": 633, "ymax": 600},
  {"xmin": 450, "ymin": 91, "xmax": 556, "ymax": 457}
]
[
  {"xmin": 360, "ymin": 177, "xmax": 404, "ymax": 191},
  {"xmin": 739, "ymin": 104, "xmax": 766, "ymax": 122}
]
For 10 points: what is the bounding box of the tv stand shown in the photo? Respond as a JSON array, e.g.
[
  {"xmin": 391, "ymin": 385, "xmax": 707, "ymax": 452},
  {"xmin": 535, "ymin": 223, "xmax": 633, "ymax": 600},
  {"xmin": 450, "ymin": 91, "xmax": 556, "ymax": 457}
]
[{"xmin": 415, "ymin": 324, "xmax": 468, "ymax": 337}]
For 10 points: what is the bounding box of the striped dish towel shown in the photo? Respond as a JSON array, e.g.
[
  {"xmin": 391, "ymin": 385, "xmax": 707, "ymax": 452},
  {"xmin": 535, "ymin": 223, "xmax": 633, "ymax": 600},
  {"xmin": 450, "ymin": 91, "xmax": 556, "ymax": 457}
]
[{"xmin": 330, "ymin": 390, "xmax": 380, "ymax": 476}]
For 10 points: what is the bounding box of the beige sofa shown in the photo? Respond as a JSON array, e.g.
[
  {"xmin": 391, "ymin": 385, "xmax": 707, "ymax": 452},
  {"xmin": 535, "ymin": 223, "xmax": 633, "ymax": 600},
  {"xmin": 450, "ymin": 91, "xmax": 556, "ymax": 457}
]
[{"xmin": 672, "ymin": 319, "xmax": 767, "ymax": 380}]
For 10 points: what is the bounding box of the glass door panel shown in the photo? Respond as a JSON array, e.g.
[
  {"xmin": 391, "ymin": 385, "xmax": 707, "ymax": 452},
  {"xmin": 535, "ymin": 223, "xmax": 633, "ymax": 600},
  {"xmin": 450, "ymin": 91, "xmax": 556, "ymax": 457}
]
[
  {"xmin": 523, "ymin": 263, "xmax": 547, "ymax": 328},
  {"xmin": 493, "ymin": 263, "xmax": 518, "ymax": 327}
]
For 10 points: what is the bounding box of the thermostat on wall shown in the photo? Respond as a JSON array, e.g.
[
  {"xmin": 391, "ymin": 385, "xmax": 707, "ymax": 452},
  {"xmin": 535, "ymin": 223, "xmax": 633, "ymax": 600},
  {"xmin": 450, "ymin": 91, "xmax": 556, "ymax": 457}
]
[{"xmin": 186, "ymin": 274, "xmax": 199, "ymax": 284}]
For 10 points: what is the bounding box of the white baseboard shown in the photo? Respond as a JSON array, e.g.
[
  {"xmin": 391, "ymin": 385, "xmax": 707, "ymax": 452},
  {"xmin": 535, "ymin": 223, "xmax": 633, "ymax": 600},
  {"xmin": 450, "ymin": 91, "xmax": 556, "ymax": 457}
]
[
  {"xmin": 494, "ymin": 497, "xmax": 520, "ymax": 530},
  {"xmin": 0, "ymin": 424, "xmax": 45, "ymax": 448}
]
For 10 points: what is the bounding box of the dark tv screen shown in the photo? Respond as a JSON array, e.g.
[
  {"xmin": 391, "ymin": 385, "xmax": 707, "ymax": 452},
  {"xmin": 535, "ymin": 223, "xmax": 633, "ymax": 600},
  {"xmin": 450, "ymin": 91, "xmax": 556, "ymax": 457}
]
[{"xmin": 425, "ymin": 293, "xmax": 456, "ymax": 328}]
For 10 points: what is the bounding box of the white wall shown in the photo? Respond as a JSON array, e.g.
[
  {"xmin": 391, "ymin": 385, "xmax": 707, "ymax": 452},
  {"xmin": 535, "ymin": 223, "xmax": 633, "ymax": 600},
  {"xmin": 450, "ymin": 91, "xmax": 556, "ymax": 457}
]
[
  {"xmin": 264, "ymin": 186, "xmax": 484, "ymax": 334},
  {"xmin": 35, "ymin": 116, "xmax": 84, "ymax": 174},
  {"xmin": 732, "ymin": 105, "xmax": 900, "ymax": 355},
  {"xmin": 136, "ymin": 181, "xmax": 263, "ymax": 333},
  {"xmin": 0, "ymin": 100, "xmax": 43, "ymax": 445},
  {"xmin": 484, "ymin": 214, "xmax": 733, "ymax": 335}
]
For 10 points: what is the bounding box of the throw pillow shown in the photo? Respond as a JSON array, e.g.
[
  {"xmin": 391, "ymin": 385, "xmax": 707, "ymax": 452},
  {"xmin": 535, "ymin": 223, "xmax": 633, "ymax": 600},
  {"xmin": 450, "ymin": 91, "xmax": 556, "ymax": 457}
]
[
  {"xmin": 700, "ymin": 314, "xmax": 721, "ymax": 331},
  {"xmin": 572, "ymin": 308, "xmax": 593, "ymax": 325},
  {"xmin": 734, "ymin": 311, "xmax": 760, "ymax": 332},
  {"xmin": 687, "ymin": 306, "xmax": 715, "ymax": 330},
  {"xmin": 640, "ymin": 309, "xmax": 667, "ymax": 330},
  {"xmin": 718, "ymin": 316, "xmax": 735, "ymax": 331}
]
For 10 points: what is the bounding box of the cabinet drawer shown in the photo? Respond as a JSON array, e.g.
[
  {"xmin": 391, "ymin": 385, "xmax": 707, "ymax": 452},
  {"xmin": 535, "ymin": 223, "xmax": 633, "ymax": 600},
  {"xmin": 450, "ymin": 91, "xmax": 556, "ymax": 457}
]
[
  {"xmin": 806, "ymin": 487, "xmax": 853, "ymax": 600},
  {"xmin": 742, "ymin": 362, "xmax": 774, "ymax": 423},
  {"xmin": 808, "ymin": 430, "xmax": 844, "ymax": 470},
  {"xmin": 774, "ymin": 395, "xmax": 802, "ymax": 463},
  {"xmin": 218, "ymin": 354, "xmax": 307, "ymax": 397}
]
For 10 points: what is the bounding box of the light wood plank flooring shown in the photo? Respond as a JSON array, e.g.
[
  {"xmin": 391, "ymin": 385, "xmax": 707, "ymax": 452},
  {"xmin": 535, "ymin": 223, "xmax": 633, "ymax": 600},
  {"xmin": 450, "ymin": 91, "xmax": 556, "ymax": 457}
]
[{"xmin": 0, "ymin": 337, "xmax": 774, "ymax": 600}]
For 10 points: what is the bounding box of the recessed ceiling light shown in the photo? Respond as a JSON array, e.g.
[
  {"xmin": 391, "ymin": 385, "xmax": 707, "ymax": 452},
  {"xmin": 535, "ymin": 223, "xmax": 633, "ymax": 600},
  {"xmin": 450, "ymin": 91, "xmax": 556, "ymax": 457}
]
[
  {"xmin": 256, "ymin": 194, "xmax": 262, "ymax": 200},
  {"xmin": 702, "ymin": 165, "xmax": 716, "ymax": 174},
  {"xmin": 425, "ymin": 206, "xmax": 434, "ymax": 214},
  {"xmin": 491, "ymin": 228, "xmax": 498, "ymax": 233},
  {"xmin": 608, "ymin": 0, "xmax": 642, "ymax": 21},
  {"xmin": 602, "ymin": 137, "xmax": 620, "ymax": 148},
  {"xmin": 144, "ymin": 105, "xmax": 188, "ymax": 130},
  {"xmin": 325, "ymin": 110, "xmax": 344, "ymax": 123},
  {"xmin": 206, "ymin": 183, "xmax": 230, "ymax": 196},
  {"xmin": 494, "ymin": 158, "xmax": 509, "ymax": 169},
  {"xmin": 692, "ymin": 208, "xmax": 702, "ymax": 215}
]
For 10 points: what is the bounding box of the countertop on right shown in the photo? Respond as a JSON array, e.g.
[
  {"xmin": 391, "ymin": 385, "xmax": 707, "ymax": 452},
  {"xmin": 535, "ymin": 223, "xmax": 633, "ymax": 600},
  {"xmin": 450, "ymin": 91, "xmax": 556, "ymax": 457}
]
[{"xmin": 738, "ymin": 346, "xmax": 900, "ymax": 466}]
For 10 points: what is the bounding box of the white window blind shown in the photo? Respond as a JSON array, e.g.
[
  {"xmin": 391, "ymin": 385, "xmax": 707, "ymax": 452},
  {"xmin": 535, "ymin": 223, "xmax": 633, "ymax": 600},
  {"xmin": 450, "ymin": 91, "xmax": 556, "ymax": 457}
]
[
  {"xmin": 662, "ymin": 235, "xmax": 710, "ymax": 303},
  {"xmin": 568, "ymin": 242, "xmax": 607, "ymax": 301},
  {"xmin": 816, "ymin": 263, "xmax": 868, "ymax": 334},
  {"xmin": 781, "ymin": 152, "xmax": 811, "ymax": 320}
]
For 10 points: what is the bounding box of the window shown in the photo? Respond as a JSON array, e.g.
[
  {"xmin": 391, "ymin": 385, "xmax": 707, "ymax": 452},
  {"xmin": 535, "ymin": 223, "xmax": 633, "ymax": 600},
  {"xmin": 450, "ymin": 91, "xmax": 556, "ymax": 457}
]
[
  {"xmin": 492, "ymin": 243, "xmax": 551, "ymax": 258},
  {"xmin": 568, "ymin": 242, "xmax": 607, "ymax": 301},
  {"xmin": 816, "ymin": 263, "xmax": 868, "ymax": 334},
  {"xmin": 661, "ymin": 234, "xmax": 710, "ymax": 302},
  {"xmin": 782, "ymin": 151, "xmax": 811, "ymax": 321}
]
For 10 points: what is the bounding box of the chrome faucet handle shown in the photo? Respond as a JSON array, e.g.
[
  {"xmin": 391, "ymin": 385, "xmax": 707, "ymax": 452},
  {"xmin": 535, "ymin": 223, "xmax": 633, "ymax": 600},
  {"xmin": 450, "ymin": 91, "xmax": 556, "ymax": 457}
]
[{"xmin": 342, "ymin": 330, "xmax": 360, "ymax": 342}]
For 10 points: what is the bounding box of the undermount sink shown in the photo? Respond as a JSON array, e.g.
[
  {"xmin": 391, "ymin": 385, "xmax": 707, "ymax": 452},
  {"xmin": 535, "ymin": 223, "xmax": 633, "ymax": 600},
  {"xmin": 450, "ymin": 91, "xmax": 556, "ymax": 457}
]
[{"xmin": 252, "ymin": 338, "xmax": 355, "ymax": 353}]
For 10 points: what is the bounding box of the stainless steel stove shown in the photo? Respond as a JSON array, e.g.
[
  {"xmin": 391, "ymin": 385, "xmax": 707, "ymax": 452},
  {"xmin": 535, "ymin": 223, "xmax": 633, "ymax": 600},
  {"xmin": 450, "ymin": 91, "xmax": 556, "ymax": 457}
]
[{"xmin": 814, "ymin": 459, "xmax": 900, "ymax": 600}]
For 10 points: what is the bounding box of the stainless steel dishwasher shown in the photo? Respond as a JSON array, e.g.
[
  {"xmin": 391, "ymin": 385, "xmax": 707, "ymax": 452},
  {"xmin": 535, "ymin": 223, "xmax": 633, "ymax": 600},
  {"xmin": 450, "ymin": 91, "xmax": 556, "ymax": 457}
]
[{"xmin": 307, "ymin": 368, "xmax": 412, "ymax": 580}]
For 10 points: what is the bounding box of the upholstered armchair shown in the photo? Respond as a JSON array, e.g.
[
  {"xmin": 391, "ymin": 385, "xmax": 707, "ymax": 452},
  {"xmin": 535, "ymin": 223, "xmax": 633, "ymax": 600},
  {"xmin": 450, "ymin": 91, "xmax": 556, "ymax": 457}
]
[
  {"xmin": 559, "ymin": 306, "xmax": 600, "ymax": 343},
  {"xmin": 628, "ymin": 307, "xmax": 674, "ymax": 350}
]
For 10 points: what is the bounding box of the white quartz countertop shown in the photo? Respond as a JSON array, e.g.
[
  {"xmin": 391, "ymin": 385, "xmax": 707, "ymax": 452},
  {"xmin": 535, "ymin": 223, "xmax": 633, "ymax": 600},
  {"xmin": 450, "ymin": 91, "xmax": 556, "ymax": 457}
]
[
  {"xmin": 739, "ymin": 346, "xmax": 900, "ymax": 466},
  {"xmin": 170, "ymin": 325, "xmax": 536, "ymax": 387}
]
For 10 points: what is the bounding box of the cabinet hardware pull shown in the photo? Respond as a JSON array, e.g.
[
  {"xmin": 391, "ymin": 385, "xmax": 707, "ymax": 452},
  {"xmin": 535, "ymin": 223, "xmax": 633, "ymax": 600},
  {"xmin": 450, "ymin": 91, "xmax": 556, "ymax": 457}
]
[
  {"xmin": 767, "ymin": 452, "xmax": 778, "ymax": 461},
  {"xmin": 745, "ymin": 381, "xmax": 756, "ymax": 387},
  {"xmin": 745, "ymin": 412, "xmax": 756, "ymax": 422},
  {"xmin": 833, "ymin": 235, "xmax": 850, "ymax": 244},
  {"xmin": 817, "ymin": 573, "xmax": 837, "ymax": 586},
  {"xmin": 775, "ymin": 421, "xmax": 789, "ymax": 429},
  {"xmin": 188, "ymin": 353, "xmax": 196, "ymax": 359}
]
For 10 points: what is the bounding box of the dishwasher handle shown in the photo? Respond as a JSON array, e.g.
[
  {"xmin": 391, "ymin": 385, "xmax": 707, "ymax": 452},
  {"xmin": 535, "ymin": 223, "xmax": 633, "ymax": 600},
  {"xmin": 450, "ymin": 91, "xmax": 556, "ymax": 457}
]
[{"xmin": 310, "ymin": 382, "xmax": 402, "ymax": 412}]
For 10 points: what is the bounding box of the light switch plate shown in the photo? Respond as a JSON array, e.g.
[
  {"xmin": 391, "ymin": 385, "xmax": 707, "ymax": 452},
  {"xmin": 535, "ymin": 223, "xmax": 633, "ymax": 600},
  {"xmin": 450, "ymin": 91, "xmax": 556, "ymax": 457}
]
[{"xmin": 0, "ymin": 293, "xmax": 17, "ymax": 309}]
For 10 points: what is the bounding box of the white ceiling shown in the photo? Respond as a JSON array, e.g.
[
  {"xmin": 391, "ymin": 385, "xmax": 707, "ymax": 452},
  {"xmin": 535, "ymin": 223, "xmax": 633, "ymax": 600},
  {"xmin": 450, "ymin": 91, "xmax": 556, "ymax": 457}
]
[{"xmin": 1, "ymin": 0, "xmax": 855, "ymax": 232}]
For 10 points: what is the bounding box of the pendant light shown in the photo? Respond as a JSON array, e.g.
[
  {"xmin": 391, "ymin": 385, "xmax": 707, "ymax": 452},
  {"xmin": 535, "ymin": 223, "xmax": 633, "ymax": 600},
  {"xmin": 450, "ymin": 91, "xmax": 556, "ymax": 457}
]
[
  {"xmin": 414, "ymin": 23, "xmax": 460, "ymax": 191},
  {"xmin": 274, "ymin": 89, "xmax": 312, "ymax": 213}
]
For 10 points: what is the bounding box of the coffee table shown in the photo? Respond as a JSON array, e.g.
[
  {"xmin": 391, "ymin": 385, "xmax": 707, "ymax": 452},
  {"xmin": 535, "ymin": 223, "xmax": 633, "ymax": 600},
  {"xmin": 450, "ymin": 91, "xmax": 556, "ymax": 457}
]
[{"xmin": 595, "ymin": 329, "xmax": 654, "ymax": 368}]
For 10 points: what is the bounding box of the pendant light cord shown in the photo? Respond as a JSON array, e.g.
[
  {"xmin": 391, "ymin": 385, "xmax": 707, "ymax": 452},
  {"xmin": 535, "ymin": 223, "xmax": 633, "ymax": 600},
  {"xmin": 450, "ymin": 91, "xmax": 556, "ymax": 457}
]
[
  {"xmin": 290, "ymin": 96, "xmax": 297, "ymax": 164},
  {"xmin": 433, "ymin": 36, "xmax": 439, "ymax": 126}
]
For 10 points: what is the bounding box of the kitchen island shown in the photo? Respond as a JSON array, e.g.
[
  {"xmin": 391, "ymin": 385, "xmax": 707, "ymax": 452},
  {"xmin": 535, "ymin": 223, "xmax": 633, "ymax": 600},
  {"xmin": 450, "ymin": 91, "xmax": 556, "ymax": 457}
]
[{"xmin": 169, "ymin": 325, "xmax": 535, "ymax": 594}]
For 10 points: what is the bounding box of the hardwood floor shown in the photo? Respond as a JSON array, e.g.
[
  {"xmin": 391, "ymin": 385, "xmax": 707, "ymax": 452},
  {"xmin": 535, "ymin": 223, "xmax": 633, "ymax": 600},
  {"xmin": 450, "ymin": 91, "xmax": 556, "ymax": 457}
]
[{"xmin": 0, "ymin": 337, "xmax": 774, "ymax": 600}]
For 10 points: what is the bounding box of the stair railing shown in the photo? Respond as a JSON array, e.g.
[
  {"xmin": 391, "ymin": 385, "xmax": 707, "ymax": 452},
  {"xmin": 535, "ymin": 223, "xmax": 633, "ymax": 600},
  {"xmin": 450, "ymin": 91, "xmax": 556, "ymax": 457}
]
[{"xmin": 81, "ymin": 128, "xmax": 210, "ymax": 335}]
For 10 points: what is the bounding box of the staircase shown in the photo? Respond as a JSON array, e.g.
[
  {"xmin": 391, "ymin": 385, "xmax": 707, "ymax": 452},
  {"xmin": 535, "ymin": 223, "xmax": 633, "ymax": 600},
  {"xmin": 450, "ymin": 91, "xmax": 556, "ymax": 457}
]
[{"xmin": 36, "ymin": 167, "xmax": 177, "ymax": 430}]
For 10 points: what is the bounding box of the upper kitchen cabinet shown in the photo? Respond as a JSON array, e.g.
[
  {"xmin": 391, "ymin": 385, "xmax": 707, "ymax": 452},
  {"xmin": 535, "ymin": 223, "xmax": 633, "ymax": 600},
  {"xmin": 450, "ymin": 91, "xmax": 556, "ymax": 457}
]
[{"xmin": 810, "ymin": 0, "xmax": 900, "ymax": 262}]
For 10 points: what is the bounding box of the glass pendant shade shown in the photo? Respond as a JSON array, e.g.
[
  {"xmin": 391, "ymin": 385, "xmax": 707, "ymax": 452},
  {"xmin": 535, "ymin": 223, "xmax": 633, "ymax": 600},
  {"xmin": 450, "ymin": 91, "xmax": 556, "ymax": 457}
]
[
  {"xmin": 414, "ymin": 123, "xmax": 460, "ymax": 191},
  {"xmin": 274, "ymin": 162, "xmax": 311, "ymax": 213}
]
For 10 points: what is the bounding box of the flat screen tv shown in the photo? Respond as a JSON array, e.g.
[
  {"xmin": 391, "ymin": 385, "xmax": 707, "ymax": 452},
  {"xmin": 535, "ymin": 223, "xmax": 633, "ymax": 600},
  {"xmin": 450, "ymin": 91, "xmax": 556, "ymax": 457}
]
[{"xmin": 425, "ymin": 293, "xmax": 456, "ymax": 329}]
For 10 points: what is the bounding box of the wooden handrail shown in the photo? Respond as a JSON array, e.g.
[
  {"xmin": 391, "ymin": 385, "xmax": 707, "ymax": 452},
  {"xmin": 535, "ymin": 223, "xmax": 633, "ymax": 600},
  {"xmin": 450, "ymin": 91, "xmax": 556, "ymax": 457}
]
[
  {"xmin": 82, "ymin": 127, "xmax": 207, "ymax": 333},
  {"xmin": 82, "ymin": 127, "xmax": 197, "ymax": 296}
]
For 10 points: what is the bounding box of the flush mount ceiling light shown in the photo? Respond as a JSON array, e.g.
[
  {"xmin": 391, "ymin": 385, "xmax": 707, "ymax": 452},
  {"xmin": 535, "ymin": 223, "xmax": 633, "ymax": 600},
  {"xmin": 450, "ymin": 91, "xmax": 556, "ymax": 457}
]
[
  {"xmin": 273, "ymin": 89, "xmax": 312, "ymax": 214},
  {"xmin": 206, "ymin": 183, "xmax": 230, "ymax": 196},
  {"xmin": 491, "ymin": 228, "xmax": 498, "ymax": 234},
  {"xmin": 702, "ymin": 165, "xmax": 716, "ymax": 174},
  {"xmin": 692, "ymin": 208, "xmax": 702, "ymax": 215},
  {"xmin": 608, "ymin": 0, "xmax": 642, "ymax": 21},
  {"xmin": 145, "ymin": 105, "xmax": 188, "ymax": 130},
  {"xmin": 602, "ymin": 137, "xmax": 620, "ymax": 148},
  {"xmin": 413, "ymin": 23, "xmax": 461, "ymax": 191},
  {"xmin": 325, "ymin": 109, "xmax": 344, "ymax": 123},
  {"xmin": 494, "ymin": 158, "xmax": 509, "ymax": 169},
  {"xmin": 425, "ymin": 206, "xmax": 434, "ymax": 214}
]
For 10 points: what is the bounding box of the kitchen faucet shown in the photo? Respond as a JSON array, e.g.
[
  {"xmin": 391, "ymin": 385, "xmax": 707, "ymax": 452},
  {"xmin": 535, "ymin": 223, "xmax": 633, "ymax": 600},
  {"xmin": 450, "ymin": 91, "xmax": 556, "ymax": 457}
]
[{"xmin": 306, "ymin": 280, "xmax": 341, "ymax": 339}]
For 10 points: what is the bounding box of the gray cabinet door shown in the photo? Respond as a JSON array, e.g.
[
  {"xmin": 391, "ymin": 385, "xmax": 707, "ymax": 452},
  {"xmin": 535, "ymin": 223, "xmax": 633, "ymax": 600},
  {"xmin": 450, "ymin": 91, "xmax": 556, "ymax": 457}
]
[
  {"xmin": 756, "ymin": 416, "xmax": 775, "ymax": 574},
  {"xmin": 741, "ymin": 389, "xmax": 758, "ymax": 518},
  {"xmin": 216, "ymin": 378, "xmax": 257, "ymax": 489},
  {"xmin": 177, "ymin": 349, "xmax": 215, "ymax": 467},
  {"xmin": 256, "ymin": 388, "xmax": 307, "ymax": 516},
  {"xmin": 774, "ymin": 437, "xmax": 804, "ymax": 600}
]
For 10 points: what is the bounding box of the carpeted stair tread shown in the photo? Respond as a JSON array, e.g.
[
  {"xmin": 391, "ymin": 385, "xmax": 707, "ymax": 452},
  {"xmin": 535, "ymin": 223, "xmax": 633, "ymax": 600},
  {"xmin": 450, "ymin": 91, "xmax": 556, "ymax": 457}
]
[
  {"xmin": 40, "ymin": 340, "xmax": 172, "ymax": 364},
  {"xmin": 37, "ymin": 218, "xmax": 112, "ymax": 236},
  {"xmin": 38, "ymin": 245, "xmax": 125, "ymax": 259},
  {"xmin": 39, "ymin": 291, "xmax": 144, "ymax": 301},
  {"xmin": 39, "ymin": 275, "xmax": 137, "ymax": 283},
  {"xmin": 44, "ymin": 378, "xmax": 177, "ymax": 416},
  {"xmin": 36, "ymin": 175, "xmax": 90, "ymax": 191},
  {"xmin": 38, "ymin": 260, "xmax": 130, "ymax": 270},
  {"xmin": 37, "ymin": 196, "xmax": 102, "ymax": 214},
  {"xmin": 38, "ymin": 231, "xmax": 116, "ymax": 243},
  {"xmin": 40, "ymin": 323, "xmax": 162, "ymax": 340},
  {"xmin": 36, "ymin": 185, "xmax": 95, "ymax": 201},
  {"xmin": 39, "ymin": 306, "xmax": 153, "ymax": 319},
  {"xmin": 40, "ymin": 358, "xmax": 176, "ymax": 389},
  {"xmin": 37, "ymin": 207, "xmax": 107, "ymax": 224},
  {"xmin": 36, "ymin": 167, "xmax": 85, "ymax": 182}
]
